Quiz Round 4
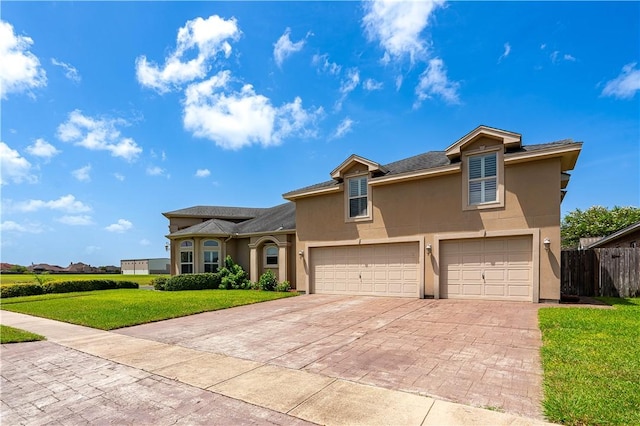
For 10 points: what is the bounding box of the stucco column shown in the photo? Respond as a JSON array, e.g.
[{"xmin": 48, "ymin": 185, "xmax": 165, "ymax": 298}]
[
  {"xmin": 278, "ymin": 246, "xmax": 287, "ymax": 282},
  {"xmin": 249, "ymin": 247, "xmax": 258, "ymax": 283}
]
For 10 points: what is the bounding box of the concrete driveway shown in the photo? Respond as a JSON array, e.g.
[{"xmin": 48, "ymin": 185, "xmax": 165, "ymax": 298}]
[{"xmin": 118, "ymin": 295, "xmax": 544, "ymax": 418}]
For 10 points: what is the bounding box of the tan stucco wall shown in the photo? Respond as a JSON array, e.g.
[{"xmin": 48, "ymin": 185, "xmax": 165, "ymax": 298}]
[{"xmin": 294, "ymin": 157, "xmax": 562, "ymax": 301}]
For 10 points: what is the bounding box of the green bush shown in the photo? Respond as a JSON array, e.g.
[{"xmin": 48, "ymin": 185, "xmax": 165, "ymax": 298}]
[
  {"xmin": 162, "ymin": 273, "xmax": 220, "ymax": 291},
  {"xmin": 0, "ymin": 284, "xmax": 44, "ymax": 298},
  {"xmin": 151, "ymin": 276, "xmax": 168, "ymax": 291},
  {"xmin": 0, "ymin": 280, "xmax": 138, "ymax": 298},
  {"xmin": 275, "ymin": 280, "xmax": 291, "ymax": 292},
  {"xmin": 258, "ymin": 270, "xmax": 278, "ymax": 291},
  {"xmin": 218, "ymin": 256, "xmax": 250, "ymax": 290}
]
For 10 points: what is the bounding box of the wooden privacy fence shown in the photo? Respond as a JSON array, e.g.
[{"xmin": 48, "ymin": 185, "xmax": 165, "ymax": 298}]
[{"xmin": 561, "ymin": 248, "xmax": 640, "ymax": 297}]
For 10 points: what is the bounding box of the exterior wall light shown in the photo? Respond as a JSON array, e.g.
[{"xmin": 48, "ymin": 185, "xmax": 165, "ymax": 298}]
[
  {"xmin": 426, "ymin": 244, "xmax": 432, "ymax": 256},
  {"xmin": 298, "ymin": 250, "xmax": 304, "ymax": 257},
  {"xmin": 543, "ymin": 238, "xmax": 551, "ymax": 250},
  {"xmin": 165, "ymin": 242, "xmax": 170, "ymax": 252}
]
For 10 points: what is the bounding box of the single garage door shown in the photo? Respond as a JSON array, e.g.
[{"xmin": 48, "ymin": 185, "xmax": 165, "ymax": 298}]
[
  {"xmin": 440, "ymin": 236, "xmax": 533, "ymax": 301},
  {"xmin": 311, "ymin": 242, "xmax": 419, "ymax": 297}
]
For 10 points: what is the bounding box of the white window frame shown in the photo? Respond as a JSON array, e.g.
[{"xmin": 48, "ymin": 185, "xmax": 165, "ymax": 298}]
[
  {"xmin": 202, "ymin": 239, "xmax": 220, "ymax": 273},
  {"xmin": 264, "ymin": 245, "xmax": 278, "ymax": 267},
  {"xmin": 345, "ymin": 174, "xmax": 371, "ymax": 221},
  {"xmin": 179, "ymin": 240, "xmax": 194, "ymax": 274},
  {"xmin": 463, "ymin": 148, "xmax": 504, "ymax": 211}
]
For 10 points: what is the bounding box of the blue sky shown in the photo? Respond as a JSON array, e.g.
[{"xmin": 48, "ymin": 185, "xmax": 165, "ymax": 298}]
[{"xmin": 1, "ymin": 1, "xmax": 638, "ymax": 267}]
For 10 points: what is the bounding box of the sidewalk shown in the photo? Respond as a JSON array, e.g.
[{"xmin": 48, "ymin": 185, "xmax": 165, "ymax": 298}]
[{"xmin": 1, "ymin": 311, "xmax": 553, "ymax": 425}]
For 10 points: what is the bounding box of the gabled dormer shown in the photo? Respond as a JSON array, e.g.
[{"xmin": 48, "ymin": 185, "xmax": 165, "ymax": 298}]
[
  {"xmin": 445, "ymin": 126, "xmax": 522, "ymax": 161},
  {"xmin": 330, "ymin": 154, "xmax": 389, "ymax": 182}
]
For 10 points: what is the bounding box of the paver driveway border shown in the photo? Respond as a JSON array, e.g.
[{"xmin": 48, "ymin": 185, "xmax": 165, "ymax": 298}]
[{"xmin": 1, "ymin": 295, "xmax": 555, "ymax": 425}]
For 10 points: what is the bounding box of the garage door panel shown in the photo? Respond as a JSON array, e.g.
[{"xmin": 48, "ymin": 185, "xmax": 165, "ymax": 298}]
[
  {"xmin": 441, "ymin": 236, "xmax": 533, "ymax": 301},
  {"xmin": 311, "ymin": 242, "xmax": 419, "ymax": 297}
]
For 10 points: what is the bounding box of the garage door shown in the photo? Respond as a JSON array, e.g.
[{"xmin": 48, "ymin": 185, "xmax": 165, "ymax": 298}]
[
  {"xmin": 311, "ymin": 242, "xmax": 419, "ymax": 297},
  {"xmin": 440, "ymin": 236, "xmax": 533, "ymax": 301}
]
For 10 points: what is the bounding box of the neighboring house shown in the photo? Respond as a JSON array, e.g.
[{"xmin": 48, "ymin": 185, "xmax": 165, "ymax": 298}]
[
  {"xmin": 164, "ymin": 203, "xmax": 296, "ymax": 285},
  {"xmin": 28, "ymin": 263, "xmax": 66, "ymax": 274},
  {"xmin": 121, "ymin": 258, "xmax": 170, "ymax": 275},
  {"xmin": 165, "ymin": 126, "xmax": 582, "ymax": 302},
  {"xmin": 586, "ymin": 221, "xmax": 640, "ymax": 249},
  {"xmin": 65, "ymin": 262, "xmax": 100, "ymax": 273}
]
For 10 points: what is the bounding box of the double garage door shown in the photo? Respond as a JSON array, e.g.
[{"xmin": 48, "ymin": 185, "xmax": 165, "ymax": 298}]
[
  {"xmin": 310, "ymin": 235, "xmax": 533, "ymax": 301},
  {"xmin": 311, "ymin": 242, "xmax": 419, "ymax": 297},
  {"xmin": 440, "ymin": 235, "xmax": 533, "ymax": 301}
]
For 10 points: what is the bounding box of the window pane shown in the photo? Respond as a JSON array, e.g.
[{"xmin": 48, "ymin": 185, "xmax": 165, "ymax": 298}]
[
  {"xmin": 204, "ymin": 264, "xmax": 218, "ymax": 273},
  {"xmin": 469, "ymin": 181, "xmax": 482, "ymax": 205},
  {"xmin": 180, "ymin": 251, "xmax": 193, "ymax": 262},
  {"xmin": 349, "ymin": 197, "xmax": 367, "ymax": 217},
  {"xmin": 181, "ymin": 264, "xmax": 193, "ymax": 274},
  {"xmin": 204, "ymin": 251, "xmax": 219, "ymax": 263},
  {"xmin": 469, "ymin": 156, "xmax": 482, "ymax": 179},
  {"xmin": 484, "ymin": 178, "xmax": 497, "ymax": 202},
  {"xmin": 359, "ymin": 177, "xmax": 367, "ymax": 195},
  {"xmin": 266, "ymin": 256, "xmax": 278, "ymax": 265},
  {"xmin": 180, "ymin": 241, "xmax": 193, "ymax": 248},
  {"xmin": 266, "ymin": 247, "xmax": 278, "ymax": 256},
  {"xmin": 484, "ymin": 153, "xmax": 497, "ymax": 177},
  {"xmin": 204, "ymin": 240, "xmax": 219, "ymax": 247}
]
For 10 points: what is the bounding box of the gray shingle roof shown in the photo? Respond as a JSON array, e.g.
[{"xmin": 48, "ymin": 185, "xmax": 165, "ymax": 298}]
[
  {"xmin": 163, "ymin": 205, "xmax": 267, "ymax": 219},
  {"xmin": 284, "ymin": 139, "xmax": 580, "ymax": 196},
  {"xmin": 167, "ymin": 202, "xmax": 295, "ymax": 237}
]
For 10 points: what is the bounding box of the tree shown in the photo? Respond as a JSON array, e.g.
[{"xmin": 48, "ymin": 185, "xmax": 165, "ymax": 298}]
[{"xmin": 561, "ymin": 206, "xmax": 640, "ymax": 248}]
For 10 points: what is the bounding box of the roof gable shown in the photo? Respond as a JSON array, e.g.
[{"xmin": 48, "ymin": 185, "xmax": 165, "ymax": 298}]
[
  {"xmin": 330, "ymin": 154, "xmax": 388, "ymax": 180},
  {"xmin": 445, "ymin": 125, "xmax": 521, "ymax": 160}
]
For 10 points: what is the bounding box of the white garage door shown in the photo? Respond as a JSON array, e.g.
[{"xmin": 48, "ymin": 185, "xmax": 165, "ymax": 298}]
[
  {"xmin": 311, "ymin": 242, "xmax": 419, "ymax": 297},
  {"xmin": 441, "ymin": 236, "xmax": 533, "ymax": 301}
]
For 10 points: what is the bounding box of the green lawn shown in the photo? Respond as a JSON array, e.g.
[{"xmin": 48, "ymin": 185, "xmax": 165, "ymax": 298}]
[
  {"xmin": 538, "ymin": 298, "xmax": 640, "ymax": 425},
  {"xmin": 0, "ymin": 274, "xmax": 168, "ymax": 286},
  {"xmin": 0, "ymin": 324, "xmax": 45, "ymax": 344},
  {"xmin": 1, "ymin": 289, "xmax": 297, "ymax": 330}
]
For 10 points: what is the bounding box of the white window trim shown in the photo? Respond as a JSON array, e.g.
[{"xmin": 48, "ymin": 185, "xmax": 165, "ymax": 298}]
[
  {"xmin": 345, "ymin": 173, "xmax": 372, "ymax": 222},
  {"xmin": 202, "ymin": 239, "xmax": 221, "ymax": 273},
  {"xmin": 462, "ymin": 148, "xmax": 504, "ymax": 211},
  {"xmin": 264, "ymin": 244, "xmax": 279, "ymax": 268},
  {"xmin": 179, "ymin": 240, "xmax": 194, "ymax": 274}
]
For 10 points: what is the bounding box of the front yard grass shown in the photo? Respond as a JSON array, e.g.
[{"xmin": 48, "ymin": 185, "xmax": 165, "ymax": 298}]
[
  {"xmin": 0, "ymin": 289, "xmax": 296, "ymax": 330},
  {"xmin": 0, "ymin": 274, "xmax": 167, "ymax": 286},
  {"xmin": 538, "ymin": 298, "xmax": 640, "ymax": 425},
  {"xmin": 0, "ymin": 325, "xmax": 45, "ymax": 344}
]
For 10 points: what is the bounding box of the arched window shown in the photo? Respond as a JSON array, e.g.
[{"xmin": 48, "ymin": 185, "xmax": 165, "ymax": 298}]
[
  {"xmin": 203, "ymin": 240, "xmax": 220, "ymax": 273},
  {"xmin": 180, "ymin": 240, "xmax": 194, "ymax": 274},
  {"xmin": 264, "ymin": 245, "xmax": 278, "ymax": 267}
]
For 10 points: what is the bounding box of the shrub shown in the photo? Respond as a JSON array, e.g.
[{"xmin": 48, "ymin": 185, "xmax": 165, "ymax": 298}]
[
  {"xmin": 0, "ymin": 280, "xmax": 139, "ymax": 298},
  {"xmin": 0, "ymin": 284, "xmax": 44, "ymax": 298},
  {"xmin": 162, "ymin": 273, "xmax": 220, "ymax": 291},
  {"xmin": 275, "ymin": 280, "xmax": 291, "ymax": 292},
  {"xmin": 151, "ymin": 276, "xmax": 168, "ymax": 291},
  {"xmin": 218, "ymin": 256, "xmax": 249, "ymax": 290},
  {"xmin": 257, "ymin": 270, "xmax": 278, "ymax": 291}
]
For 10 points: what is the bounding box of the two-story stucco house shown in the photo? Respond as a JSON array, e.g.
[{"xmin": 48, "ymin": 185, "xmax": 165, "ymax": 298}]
[{"xmin": 165, "ymin": 125, "xmax": 582, "ymax": 302}]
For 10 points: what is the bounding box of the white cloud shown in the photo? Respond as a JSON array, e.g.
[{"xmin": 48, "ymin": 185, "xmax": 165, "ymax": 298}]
[
  {"xmin": 26, "ymin": 138, "xmax": 60, "ymax": 159},
  {"xmin": 563, "ymin": 54, "xmax": 576, "ymax": 62},
  {"xmin": 362, "ymin": 0, "xmax": 445, "ymax": 64},
  {"xmin": 72, "ymin": 164, "xmax": 91, "ymax": 182},
  {"xmin": 414, "ymin": 58, "xmax": 461, "ymax": 107},
  {"xmin": 183, "ymin": 71, "xmax": 323, "ymax": 149},
  {"xmin": 498, "ymin": 42, "xmax": 511, "ymax": 63},
  {"xmin": 105, "ymin": 219, "xmax": 133, "ymax": 233},
  {"xmin": 114, "ymin": 173, "xmax": 125, "ymax": 181},
  {"xmin": 540, "ymin": 43, "xmax": 547, "ymax": 50},
  {"xmin": 0, "ymin": 20, "xmax": 47, "ymax": 99},
  {"xmin": 312, "ymin": 53, "xmax": 341, "ymax": 75},
  {"xmin": 335, "ymin": 68, "xmax": 360, "ymax": 110},
  {"xmin": 363, "ymin": 78, "xmax": 383, "ymax": 91},
  {"xmin": 195, "ymin": 168, "xmax": 211, "ymax": 177},
  {"xmin": 13, "ymin": 194, "xmax": 91, "ymax": 213},
  {"xmin": 146, "ymin": 166, "xmax": 165, "ymax": 176},
  {"xmin": 136, "ymin": 15, "xmax": 241, "ymax": 93},
  {"xmin": 273, "ymin": 28, "xmax": 305, "ymax": 68},
  {"xmin": 57, "ymin": 215, "xmax": 93, "ymax": 226},
  {"xmin": 139, "ymin": 238, "xmax": 151, "ymax": 246},
  {"xmin": 0, "ymin": 220, "xmax": 43, "ymax": 234},
  {"xmin": 51, "ymin": 58, "xmax": 81, "ymax": 83},
  {"xmin": 602, "ymin": 63, "xmax": 640, "ymax": 100},
  {"xmin": 0, "ymin": 141, "xmax": 37, "ymax": 185},
  {"xmin": 332, "ymin": 117, "xmax": 355, "ymax": 139},
  {"xmin": 57, "ymin": 110, "xmax": 142, "ymax": 161}
]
